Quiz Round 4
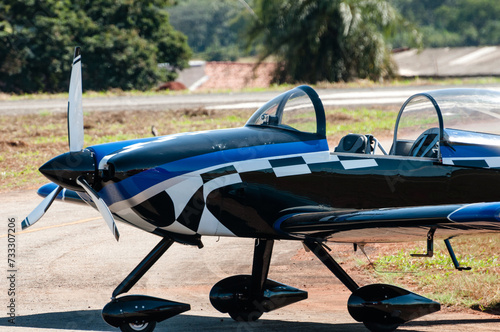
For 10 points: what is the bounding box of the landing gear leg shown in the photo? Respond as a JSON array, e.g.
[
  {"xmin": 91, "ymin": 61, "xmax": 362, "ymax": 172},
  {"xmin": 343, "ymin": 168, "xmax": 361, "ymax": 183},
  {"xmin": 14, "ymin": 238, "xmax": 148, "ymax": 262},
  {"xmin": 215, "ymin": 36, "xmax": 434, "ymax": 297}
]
[
  {"xmin": 210, "ymin": 238, "xmax": 308, "ymax": 321},
  {"xmin": 113, "ymin": 237, "xmax": 174, "ymax": 299},
  {"xmin": 228, "ymin": 238, "xmax": 274, "ymax": 321},
  {"xmin": 303, "ymin": 239, "xmax": 359, "ymax": 292},
  {"xmin": 102, "ymin": 237, "xmax": 191, "ymax": 331},
  {"xmin": 251, "ymin": 238, "xmax": 274, "ymax": 300}
]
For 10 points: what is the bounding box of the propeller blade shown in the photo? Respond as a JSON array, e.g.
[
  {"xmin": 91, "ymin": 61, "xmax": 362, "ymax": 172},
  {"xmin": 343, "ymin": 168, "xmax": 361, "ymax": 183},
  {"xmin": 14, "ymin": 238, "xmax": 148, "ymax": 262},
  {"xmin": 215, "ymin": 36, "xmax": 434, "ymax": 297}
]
[
  {"xmin": 21, "ymin": 185, "xmax": 63, "ymax": 230},
  {"xmin": 68, "ymin": 46, "xmax": 84, "ymax": 152},
  {"xmin": 76, "ymin": 177, "xmax": 120, "ymax": 241}
]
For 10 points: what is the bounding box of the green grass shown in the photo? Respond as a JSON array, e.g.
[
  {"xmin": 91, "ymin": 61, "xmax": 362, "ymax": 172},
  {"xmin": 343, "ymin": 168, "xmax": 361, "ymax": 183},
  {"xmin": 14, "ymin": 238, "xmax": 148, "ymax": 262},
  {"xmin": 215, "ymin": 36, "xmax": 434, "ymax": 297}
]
[
  {"xmin": 325, "ymin": 108, "xmax": 397, "ymax": 140},
  {"xmin": 367, "ymin": 237, "xmax": 500, "ymax": 311}
]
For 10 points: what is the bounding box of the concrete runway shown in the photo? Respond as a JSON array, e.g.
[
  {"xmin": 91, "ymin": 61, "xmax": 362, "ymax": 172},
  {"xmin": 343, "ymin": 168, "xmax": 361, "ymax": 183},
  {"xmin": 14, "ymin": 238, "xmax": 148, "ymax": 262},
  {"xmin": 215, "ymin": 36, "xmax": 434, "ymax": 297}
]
[
  {"xmin": 3, "ymin": 84, "xmax": 500, "ymax": 116},
  {"xmin": 1, "ymin": 190, "xmax": 499, "ymax": 331}
]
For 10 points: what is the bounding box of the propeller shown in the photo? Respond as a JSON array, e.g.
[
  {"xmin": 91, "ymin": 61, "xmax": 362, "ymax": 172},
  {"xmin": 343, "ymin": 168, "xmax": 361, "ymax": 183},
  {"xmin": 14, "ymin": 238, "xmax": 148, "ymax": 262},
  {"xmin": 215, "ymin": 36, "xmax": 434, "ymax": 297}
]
[
  {"xmin": 77, "ymin": 177, "xmax": 119, "ymax": 241},
  {"xmin": 21, "ymin": 47, "xmax": 120, "ymax": 241},
  {"xmin": 68, "ymin": 47, "xmax": 84, "ymax": 152},
  {"xmin": 21, "ymin": 186, "xmax": 62, "ymax": 229}
]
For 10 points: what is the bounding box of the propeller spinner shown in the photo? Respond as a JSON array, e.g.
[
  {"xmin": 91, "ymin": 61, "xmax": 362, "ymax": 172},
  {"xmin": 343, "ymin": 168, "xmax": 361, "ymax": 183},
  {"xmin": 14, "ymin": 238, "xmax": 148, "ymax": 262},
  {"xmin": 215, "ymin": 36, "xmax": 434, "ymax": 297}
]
[{"xmin": 22, "ymin": 47, "xmax": 119, "ymax": 241}]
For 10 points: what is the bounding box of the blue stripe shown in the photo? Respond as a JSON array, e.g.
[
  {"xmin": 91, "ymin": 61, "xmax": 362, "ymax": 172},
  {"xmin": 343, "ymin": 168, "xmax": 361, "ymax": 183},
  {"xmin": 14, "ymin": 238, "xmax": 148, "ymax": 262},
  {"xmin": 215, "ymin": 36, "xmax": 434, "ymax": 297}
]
[
  {"xmin": 273, "ymin": 213, "xmax": 302, "ymax": 234},
  {"xmin": 441, "ymin": 144, "xmax": 500, "ymax": 158},
  {"xmin": 99, "ymin": 139, "xmax": 328, "ymax": 205},
  {"xmin": 448, "ymin": 202, "xmax": 500, "ymax": 223}
]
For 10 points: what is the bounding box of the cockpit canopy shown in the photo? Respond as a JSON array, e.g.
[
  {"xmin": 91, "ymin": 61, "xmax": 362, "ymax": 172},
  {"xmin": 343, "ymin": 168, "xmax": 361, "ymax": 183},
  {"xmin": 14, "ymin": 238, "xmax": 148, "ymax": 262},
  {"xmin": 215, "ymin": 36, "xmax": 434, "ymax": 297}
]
[
  {"xmin": 392, "ymin": 88, "xmax": 500, "ymax": 163},
  {"xmin": 246, "ymin": 86, "xmax": 500, "ymax": 167},
  {"xmin": 246, "ymin": 85, "xmax": 326, "ymax": 138}
]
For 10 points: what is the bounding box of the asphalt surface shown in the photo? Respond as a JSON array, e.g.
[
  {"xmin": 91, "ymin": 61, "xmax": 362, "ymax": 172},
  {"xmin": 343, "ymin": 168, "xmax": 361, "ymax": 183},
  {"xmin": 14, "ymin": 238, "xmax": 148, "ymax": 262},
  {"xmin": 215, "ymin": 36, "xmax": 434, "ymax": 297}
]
[
  {"xmin": 1, "ymin": 190, "xmax": 499, "ymax": 332},
  {"xmin": 3, "ymin": 84, "xmax": 500, "ymax": 115}
]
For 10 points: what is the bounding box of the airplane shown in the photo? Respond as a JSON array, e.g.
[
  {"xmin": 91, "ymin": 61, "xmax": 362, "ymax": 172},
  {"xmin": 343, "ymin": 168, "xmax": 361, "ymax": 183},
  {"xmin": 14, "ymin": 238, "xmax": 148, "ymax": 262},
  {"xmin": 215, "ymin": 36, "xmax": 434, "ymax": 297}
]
[{"xmin": 22, "ymin": 48, "xmax": 500, "ymax": 332}]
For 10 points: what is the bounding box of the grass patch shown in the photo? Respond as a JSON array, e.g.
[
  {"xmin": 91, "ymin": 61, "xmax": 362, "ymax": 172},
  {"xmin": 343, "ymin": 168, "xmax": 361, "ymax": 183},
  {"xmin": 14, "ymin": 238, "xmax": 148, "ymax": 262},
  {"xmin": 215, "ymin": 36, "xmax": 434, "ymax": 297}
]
[
  {"xmin": 325, "ymin": 107, "xmax": 397, "ymax": 142},
  {"xmin": 362, "ymin": 236, "xmax": 500, "ymax": 312}
]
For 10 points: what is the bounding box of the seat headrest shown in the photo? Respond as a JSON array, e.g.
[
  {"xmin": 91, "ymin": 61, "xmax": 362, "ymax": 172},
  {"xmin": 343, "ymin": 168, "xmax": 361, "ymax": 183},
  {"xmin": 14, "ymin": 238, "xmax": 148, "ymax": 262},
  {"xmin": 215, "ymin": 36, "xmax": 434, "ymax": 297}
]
[{"xmin": 335, "ymin": 134, "xmax": 368, "ymax": 153}]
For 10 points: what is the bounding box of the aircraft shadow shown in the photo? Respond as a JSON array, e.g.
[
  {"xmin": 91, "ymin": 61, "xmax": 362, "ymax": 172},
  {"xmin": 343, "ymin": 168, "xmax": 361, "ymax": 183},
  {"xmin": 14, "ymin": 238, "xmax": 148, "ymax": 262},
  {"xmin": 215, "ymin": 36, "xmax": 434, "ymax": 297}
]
[
  {"xmin": 406, "ymin": 317, "xmax": 500, "ymax": 327},
  {"xmin": 0, "ymin": 310, "xmax": 363, "ymax": 331},
  {"xmin": 0, "ymin": 310, "xmax": 498, "ymax": 331}
]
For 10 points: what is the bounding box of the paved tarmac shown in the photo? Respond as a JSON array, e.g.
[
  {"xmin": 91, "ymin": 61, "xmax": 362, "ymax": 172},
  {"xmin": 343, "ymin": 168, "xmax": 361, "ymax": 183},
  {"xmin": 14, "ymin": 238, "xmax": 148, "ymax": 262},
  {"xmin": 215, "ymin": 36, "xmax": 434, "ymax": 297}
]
[
  {"xmin": 1, "ymin": 190, "xmax": 499, "ymax": 331},
  {"xmin": 3, "ymin": 84, "xmax": 500, "ymax": 116}
]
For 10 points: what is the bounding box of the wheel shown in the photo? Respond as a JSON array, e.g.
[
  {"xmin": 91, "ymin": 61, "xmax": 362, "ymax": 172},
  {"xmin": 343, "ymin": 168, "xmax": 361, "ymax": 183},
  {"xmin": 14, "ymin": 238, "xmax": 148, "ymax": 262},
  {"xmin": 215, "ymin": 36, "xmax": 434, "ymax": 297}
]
[
  {"xmin": 228, "ymin": 308, "xmax": 263, "ymax": 322},
  {"xmin": 119, "ymin": 321, "xmax": 157, "ymax": 332},
  {"xmin": 363, "ymin": 321, "xmax": 400, "ymax": 332}
]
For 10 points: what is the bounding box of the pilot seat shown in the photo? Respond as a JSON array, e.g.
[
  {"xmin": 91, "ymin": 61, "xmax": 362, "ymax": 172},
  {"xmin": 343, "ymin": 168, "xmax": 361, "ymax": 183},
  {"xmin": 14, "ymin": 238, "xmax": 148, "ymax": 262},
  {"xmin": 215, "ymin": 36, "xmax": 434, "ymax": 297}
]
[{"xmin": 335, "ymin": 134, "xmax": 387, "ymax": 155}]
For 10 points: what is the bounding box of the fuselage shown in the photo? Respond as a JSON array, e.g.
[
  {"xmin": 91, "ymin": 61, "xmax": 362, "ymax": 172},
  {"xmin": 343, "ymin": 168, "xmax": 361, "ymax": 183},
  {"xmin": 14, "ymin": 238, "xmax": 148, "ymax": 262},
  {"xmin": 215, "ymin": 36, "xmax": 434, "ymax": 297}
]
[
  {"xmin": 36, "ymin": 86, "xmax": 500, "ymax": 244},
  {"xmin": 74, "ymin": 125, "xmax": 500, "ymax": 240}
]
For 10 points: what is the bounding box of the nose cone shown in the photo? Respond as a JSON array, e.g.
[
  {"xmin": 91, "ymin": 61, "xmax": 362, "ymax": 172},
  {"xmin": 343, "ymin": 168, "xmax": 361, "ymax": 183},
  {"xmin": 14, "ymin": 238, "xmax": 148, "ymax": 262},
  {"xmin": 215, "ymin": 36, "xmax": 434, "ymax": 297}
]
[{"xmin": 39, "ymin": 149, "xmax": 96, "ymax": 191}]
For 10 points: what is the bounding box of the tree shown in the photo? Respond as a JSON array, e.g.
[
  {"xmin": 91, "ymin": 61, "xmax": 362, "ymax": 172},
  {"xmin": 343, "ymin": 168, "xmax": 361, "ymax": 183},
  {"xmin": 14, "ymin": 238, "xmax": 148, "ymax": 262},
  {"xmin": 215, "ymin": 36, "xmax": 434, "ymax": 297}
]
[
  {"xmin": 168, "ymin": 0, "xmax": 252, "ymax": 61},
  {"xmin": 0, "ymin": 0, "xmax": 191, "ymax": 93},
  {"xmin": 390, "ymin": 0, "xmax": 500, "ymax": 47},
  {"xmin": 246, "ymin": 0, "xmax": 420, "ymax": 84}
]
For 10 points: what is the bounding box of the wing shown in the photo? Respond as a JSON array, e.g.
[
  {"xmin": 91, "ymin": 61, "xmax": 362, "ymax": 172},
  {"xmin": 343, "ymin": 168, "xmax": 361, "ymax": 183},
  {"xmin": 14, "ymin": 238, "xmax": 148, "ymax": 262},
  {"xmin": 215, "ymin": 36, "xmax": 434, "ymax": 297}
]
[
  {"xmin": 275, "ymin": 202, "xmax": 500, "ymax": 243},
  {"xmin": 37, "ymin": 182, "xmax": 87, "ymax": 204}
]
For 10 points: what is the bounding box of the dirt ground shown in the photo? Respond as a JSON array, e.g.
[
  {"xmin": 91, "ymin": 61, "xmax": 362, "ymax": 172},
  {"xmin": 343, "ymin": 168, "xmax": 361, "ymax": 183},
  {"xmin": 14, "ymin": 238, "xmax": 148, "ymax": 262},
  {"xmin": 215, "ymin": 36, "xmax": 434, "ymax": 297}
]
[{"xmin": 1, "ymin": 190, "xmax": 499, "ymax": 331}]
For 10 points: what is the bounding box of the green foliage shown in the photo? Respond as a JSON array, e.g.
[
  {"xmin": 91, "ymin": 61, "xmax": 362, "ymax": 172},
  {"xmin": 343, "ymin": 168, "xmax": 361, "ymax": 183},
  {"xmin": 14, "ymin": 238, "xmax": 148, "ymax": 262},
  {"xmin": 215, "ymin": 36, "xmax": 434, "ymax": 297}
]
[
  {"xmin": 0, "ymin": 0, "xmax": 192, "ymax": 93},
  {"xmin": 371, "ymin": 236, "xmax": 500, "ymax": 311},
  {"xmin": 203, "ymin": 44, "xmax": 240, "ymax": 62},
  {"xmin": 246, "ymin": 0, "xmax": 420, "ymax": 84},
  {"xmin": 390, "ymin": 0, "xmax": 500, "ymax": 47},
  {"xmin": 168, "ymin": 0, "xmax": 252, "ymax": 61}
]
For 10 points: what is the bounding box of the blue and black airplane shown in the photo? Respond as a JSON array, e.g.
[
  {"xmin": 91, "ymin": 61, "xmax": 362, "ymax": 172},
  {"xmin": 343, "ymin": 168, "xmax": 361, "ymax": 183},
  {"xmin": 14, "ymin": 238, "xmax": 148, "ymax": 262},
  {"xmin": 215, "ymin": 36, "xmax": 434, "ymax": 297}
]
[{"xmin": 23, "ymin": 48, "xmax": 500, "ymax": 332}]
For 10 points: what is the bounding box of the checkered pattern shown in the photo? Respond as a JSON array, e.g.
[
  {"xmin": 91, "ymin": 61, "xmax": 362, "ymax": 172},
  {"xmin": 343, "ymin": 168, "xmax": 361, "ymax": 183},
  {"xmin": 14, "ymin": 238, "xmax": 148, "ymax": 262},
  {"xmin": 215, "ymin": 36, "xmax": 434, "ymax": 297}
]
[
  {"xmin": 163, "ymin": 152, "xmax": 378, "ymax": 234},
  {"xmin": 443, "ymin": 157, "xmax": 500, "ymax": 169},
  {"xmin": 112, "ymin": 151, "xmax": 380, "ymax": 238}
]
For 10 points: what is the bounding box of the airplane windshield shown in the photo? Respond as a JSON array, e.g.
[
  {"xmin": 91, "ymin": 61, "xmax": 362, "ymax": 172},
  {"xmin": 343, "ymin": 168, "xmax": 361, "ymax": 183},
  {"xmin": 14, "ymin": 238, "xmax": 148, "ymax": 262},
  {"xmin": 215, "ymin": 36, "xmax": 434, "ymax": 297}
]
[
  {"xmin": 246, "ymin": 85, "xmax": 325, "ymax": 137},
  {"xmin": 393, "ymin": 88, "xmax": 500, "ymax": 157},
  {"xmin": 431, "ymin": 89, "xmax": 500, "ymax": 135},
  {"xmin": 396, "ymin": 89, "xmax": 500, "ymax": 139},
  {"xmin": 395, "ymin": 95, "xmax": 441, "ymax": 142},
  {"xmin": 280, "ymin": 90, "xmax": 317, "ymax": 133}
]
